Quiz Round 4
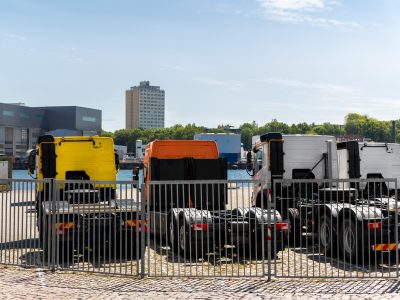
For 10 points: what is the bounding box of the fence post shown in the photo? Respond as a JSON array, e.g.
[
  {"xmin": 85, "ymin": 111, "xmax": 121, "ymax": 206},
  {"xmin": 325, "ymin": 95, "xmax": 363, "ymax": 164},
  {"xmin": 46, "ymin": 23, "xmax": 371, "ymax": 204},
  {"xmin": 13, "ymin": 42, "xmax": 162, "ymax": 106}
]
[
  {"xmin": 395, "ymin": 179, "xmax": 399, "ymax": 278},
  {"xmin": 50, "ymin": 179, "xmax": 57, "ymax": 271},
  {"xmin": 267, "ymin": 181, "xmax": 272, "ymax": 282},
  {"xmin": 140, "ymin": 183, "xmax": 146, "ymax": 278}
]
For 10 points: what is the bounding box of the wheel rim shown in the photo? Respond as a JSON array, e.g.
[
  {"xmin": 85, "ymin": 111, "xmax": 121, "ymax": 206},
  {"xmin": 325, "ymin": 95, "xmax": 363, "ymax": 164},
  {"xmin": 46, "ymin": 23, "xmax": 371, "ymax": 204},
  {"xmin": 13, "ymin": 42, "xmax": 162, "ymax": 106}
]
[
  {"xmin": 179, "ymin": 224, "xmax": 185, "ymax": 252},
  {"xmin": 319, "ymin": 219, "xmax": 331, "ymax": 250},
  {"xmin": 343, "ymin": 223, "xmax": 355, "ymax": 255}
]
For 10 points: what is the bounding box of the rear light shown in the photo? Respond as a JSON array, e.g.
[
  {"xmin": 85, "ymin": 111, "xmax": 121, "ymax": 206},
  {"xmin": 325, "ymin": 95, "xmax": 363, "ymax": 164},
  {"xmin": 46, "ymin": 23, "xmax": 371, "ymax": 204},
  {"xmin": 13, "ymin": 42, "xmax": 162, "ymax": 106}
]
[
  {"xmin": 54, "ymin": 222, "xmax": 75, "ymax": 236},
  {"xmin": 275, "ymin": 222, "xmax": 289, "ymax": 231},
  {"xmin": 189, "ymin": 197, "xmax": 194, "ymax": 208},
  {"xmin": 266, "ymin": 226, "xmax": 272, "ymax": 240},
  {"xmin": 191, "ymin": 223, "xmax": 208, "ymax": 231},
  {"xmin": 367, "ymin": 222, "xmax": 382, "ymax": 230}
]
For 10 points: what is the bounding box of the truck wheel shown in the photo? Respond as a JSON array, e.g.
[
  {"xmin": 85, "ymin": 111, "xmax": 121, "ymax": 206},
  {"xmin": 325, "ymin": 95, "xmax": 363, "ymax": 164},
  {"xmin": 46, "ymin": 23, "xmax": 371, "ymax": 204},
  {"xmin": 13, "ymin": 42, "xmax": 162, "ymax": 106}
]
[
  {"xmin": 39, "ymin": 216, "xmax": 74, "ymax": 264},
  {"xmin": 318, "ymin": 214, "xmax": 335, "ymax": 256},
  {"xmin": 113, "ymin": 231, "xmax": 142, "ymax": 260},
  {"xmin": 177, "ymin": 217, "xmax": 203, "ymax": 259},
  {"xmin": 53, "ymin": 242, "xmax": 74, "ymax": 263},
  {"xmin": 288, "ymin": 208, "xmax": 301, "ymax": 247},
  {"xmin": 178, "ymin": 219, "xmax": 188, "ymax": 256},
  {"xmin": 38, "ymin": 215, "xmax": 52, "ymax": 251},
  {"xmin": 249, "ymin": 239, "xmax": 279, "ymax": 261},
  {"xmin": 339, "ymin": 218, "xmax": 363, "ymax": 263},
  {"xmin": 168, "ymin": 217, "xmax": 179, "ymax": 253}
]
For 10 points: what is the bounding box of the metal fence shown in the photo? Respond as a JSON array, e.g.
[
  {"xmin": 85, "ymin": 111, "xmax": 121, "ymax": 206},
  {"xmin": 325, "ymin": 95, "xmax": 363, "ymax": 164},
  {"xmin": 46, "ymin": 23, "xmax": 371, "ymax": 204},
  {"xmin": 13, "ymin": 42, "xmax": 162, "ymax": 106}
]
[
  {"xmin": 145, "ymin": 179, "xmax": 274, "ymax": 277},
  {"xmin": 1, "ymin": 178, "xmax": 400, "ymax": 279},
  {"xmin": 0, "ymin": 179, "xmax": 145, "ymax": 277},
  {"xmin": 273, "ymin": 178, "xmax": 399, "ymax": 278}
]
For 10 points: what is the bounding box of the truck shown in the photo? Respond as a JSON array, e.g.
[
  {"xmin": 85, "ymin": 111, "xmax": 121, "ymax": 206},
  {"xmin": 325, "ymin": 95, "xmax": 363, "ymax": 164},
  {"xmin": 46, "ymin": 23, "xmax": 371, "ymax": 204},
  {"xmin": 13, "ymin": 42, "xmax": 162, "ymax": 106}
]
[
  {"xmin": 138, "ymin": 140, "xmax": 288, "ymax": 259},
  {"xmin": 28, "ymin": 135, "xmax": 142, "ymax": 263},
  {"xmin": 337, "ymin": 140, "xmax": 400, "ymax": 198},
  {"xmin": 248, "ymin": 133, "xmax": 400, "ymax": 261}
]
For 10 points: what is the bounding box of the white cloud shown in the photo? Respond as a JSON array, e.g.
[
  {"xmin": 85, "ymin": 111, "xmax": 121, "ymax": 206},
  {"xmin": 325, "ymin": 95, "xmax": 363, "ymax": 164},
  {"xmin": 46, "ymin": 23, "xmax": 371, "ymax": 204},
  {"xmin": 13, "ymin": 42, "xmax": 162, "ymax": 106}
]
[
  {"xmin": 258, "ymin": 0, "xmax": 360, "ymax": 28},
  {"xmin": 1, "ymin": 32, "xmax": 27, "ymax": 41},
  {"xmin": 161, "ymin": 64, "xmax": 186, "ymax": 71},
  {"xmin": 196, "ymin": 77, "xmax": 245, "ymax": 91},
  {"xmin": 261, "ymin": 77, "xmax": 355, "ymax": 94},
  {"xmin": 261, "ymin": 0, "xmax": 325, "ymax": 11}
]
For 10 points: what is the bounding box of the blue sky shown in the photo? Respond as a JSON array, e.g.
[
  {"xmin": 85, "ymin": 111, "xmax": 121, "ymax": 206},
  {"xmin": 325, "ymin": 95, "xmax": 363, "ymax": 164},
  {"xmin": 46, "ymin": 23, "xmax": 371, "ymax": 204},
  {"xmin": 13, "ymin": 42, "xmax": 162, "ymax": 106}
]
[{"xmin": 1, "ymin": 0, "xmax": 399, "ymax": 131}]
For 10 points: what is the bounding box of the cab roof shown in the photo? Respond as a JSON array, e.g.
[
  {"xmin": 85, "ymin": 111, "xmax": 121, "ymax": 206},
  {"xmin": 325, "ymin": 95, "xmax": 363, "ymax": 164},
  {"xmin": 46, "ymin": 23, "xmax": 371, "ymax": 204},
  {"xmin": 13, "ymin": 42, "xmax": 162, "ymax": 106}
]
[{"xmin": 145, "ymin": 140, "xmax": 219, "ymax": 159}]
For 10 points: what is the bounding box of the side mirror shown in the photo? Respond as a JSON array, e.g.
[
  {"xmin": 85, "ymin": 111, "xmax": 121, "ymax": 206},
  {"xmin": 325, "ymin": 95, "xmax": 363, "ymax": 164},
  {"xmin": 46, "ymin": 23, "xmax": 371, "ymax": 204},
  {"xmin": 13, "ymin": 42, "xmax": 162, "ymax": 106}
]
[
  {"xmin": 246, "ymin": 151, "xmax": 252, "ymax": 164},
  {"xmin": 114, "ymin": 151, "xmax": 120, "ymax": 171},
  {"xmin": 27, "ymin": 149, "xmax": 36, "ymax": 175},
  {"xmin": 246, "ymin": 151, "xmax": 254, "ymax": 175}
]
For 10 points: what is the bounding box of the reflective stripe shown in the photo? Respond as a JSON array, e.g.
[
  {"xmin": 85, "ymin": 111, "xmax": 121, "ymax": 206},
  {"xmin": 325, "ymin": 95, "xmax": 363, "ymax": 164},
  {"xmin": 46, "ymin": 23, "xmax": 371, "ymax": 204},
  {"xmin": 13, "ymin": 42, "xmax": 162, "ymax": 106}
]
[{"xmin": 373, "ymin": 243, "xmax": 400, "ymax": 251}]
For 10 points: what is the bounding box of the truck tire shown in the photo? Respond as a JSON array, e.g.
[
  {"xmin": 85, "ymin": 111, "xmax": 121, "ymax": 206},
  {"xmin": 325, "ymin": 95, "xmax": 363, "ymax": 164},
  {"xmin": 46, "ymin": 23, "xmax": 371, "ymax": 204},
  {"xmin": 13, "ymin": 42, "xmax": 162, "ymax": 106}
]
[
  {"xmin": 318, "ymin": 214, "xmax": 335, "ymax": 256},
  {"xmin": 178, "ymin": 218, "xmax": 189, "ymax": 257},
  {"xmin": 168, "ymin": 217, "xmax": 179, "ymax": 253},
  {"xmin": 249, "ymin": 238, "xmax": 279, "ymax": 261},
  {"xmin": 339, "ymin": 217, "xmax": 363, "ymax": 263},
  {"xmin": 39, "ymin": 216, "xmax": 74, "ymax": 264},
  {"xmin": 287, "ymin": 208, "xmax": 301, "ymax": 247},
  {"xmin": 38, "ymin": 215, "xmax": 47, "ymax": 251},
  {"xmin": 177, "ymin": 217, "xmax": 204, "ymax": 259},
  {"xmin": 113, "ymin": 231, "xmax": 142, "ymax": 260},
  {"xmin": 255, "ymin": 192, "xmax": 267, "ymax": 208}
]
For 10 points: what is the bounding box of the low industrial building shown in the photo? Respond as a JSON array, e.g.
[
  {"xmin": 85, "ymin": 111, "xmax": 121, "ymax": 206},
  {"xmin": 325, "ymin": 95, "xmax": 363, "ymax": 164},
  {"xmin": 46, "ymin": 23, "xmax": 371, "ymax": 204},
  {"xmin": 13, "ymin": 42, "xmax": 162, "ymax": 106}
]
[
  {"xmin": 0, "ymin": 103, "xmax": 101, "ymax": 157},
  {"xmin": 194, "ymin": 133, "xmax": 241, "ymax": 164}
]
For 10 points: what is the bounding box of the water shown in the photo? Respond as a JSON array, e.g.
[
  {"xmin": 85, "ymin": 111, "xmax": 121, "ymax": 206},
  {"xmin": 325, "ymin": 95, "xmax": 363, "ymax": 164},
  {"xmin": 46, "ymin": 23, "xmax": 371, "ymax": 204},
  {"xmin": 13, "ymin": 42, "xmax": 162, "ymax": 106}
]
[{"xmin": 12, "ymin": 169, "xmax": 251, "ymax": 181}]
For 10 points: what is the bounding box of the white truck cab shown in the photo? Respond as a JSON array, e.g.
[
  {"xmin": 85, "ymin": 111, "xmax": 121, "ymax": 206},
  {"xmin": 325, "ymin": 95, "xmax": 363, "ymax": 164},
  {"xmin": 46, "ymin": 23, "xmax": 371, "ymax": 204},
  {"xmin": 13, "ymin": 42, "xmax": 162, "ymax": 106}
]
[
  {"xmin": 337, "ymin": 140, "xmax": 400, "ymax": 196},
  {"xmin": 249, "ymin": 133, "xmax": 338, "ymax": 206}
]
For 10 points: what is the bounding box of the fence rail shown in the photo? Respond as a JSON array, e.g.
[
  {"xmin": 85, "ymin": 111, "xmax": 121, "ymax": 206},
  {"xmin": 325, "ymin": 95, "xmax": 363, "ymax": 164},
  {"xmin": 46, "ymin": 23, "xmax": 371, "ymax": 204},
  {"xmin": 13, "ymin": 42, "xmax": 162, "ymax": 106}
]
[{"xmin": 0, "ymin": 178, "xmax": 399, "ymax": 279}]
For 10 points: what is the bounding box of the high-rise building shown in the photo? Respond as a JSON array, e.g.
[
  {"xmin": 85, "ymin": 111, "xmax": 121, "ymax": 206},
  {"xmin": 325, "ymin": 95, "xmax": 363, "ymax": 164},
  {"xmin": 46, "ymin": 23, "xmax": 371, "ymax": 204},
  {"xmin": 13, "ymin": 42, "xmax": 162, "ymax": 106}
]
[{"xmin": 125, "ymin": 81, "xmax": 165, "ymax": 129}]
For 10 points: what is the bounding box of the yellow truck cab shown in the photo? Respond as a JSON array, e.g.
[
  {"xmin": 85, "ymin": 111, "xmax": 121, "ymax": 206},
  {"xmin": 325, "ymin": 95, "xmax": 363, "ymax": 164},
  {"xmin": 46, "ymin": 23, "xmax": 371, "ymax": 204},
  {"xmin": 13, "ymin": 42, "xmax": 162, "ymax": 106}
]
[
  {"xmin": 33, "ymin": 135, "xmax": 118, "ymax": 181},
  {"xmin": 28, "ymin": 135, "xmax": 119, "ymax": 201},
  {"xmin": 28, "ymin": 135, "xmax": 142, "ymax": 263}
]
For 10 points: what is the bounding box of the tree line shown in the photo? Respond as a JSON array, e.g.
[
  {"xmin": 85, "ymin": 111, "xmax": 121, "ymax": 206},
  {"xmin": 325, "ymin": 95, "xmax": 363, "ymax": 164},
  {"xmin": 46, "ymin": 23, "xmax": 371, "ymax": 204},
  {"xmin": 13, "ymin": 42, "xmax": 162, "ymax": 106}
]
[{"xmin": 103, "ymin": 113, "xmax": 399, "ymax": 152}]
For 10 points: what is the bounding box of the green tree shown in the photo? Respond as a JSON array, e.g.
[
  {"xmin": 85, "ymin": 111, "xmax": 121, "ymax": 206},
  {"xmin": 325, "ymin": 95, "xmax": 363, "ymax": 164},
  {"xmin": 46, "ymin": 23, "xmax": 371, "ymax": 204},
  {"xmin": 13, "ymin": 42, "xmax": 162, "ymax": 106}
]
[{"xmin": 239, "ymin": 121, "xmax": 258, "ymax": 150}]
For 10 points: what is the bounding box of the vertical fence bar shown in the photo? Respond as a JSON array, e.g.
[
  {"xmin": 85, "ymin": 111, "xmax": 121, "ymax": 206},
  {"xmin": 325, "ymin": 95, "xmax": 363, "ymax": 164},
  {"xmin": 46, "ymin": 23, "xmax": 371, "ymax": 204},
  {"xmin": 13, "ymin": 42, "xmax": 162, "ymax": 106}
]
[
  {"xmin": 266, "ymin": 182, "xmax": 272, "ymax": 281},
  {"xmin": 140, "ymin": 183, "xmax": 145, "ymax": 278},
  {"xmin": 395, "ymin": 179, "xmax": 399, "ymax": 278}
]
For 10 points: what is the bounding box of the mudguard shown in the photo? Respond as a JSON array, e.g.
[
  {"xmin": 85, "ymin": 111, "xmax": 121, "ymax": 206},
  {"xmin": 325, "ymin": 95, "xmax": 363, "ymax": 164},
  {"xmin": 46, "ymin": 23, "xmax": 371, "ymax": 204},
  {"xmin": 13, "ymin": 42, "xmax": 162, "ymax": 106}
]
[
  {"xmin": 232, "ymin": 207, "xmax": 283, "ymax": 224},
  {"xmin": 315, "ymin": 203, "xmax": 385, "ymax": 221},
  {"xmin": 170, "ymin": 208, "xmax": 213, "ymax": 225}
]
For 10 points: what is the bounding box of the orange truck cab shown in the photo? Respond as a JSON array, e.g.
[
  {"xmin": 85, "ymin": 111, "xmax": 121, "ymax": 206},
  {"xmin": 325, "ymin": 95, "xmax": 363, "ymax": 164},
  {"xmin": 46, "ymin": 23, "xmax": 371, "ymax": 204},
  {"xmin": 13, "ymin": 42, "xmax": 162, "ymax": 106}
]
[
  {"xmin": 138, "ymin": 139, "xmax": 287, "ymax": 260},
  {"xmin": 142, "ymin": 140, "xmax": 227, "ymax": 210}
]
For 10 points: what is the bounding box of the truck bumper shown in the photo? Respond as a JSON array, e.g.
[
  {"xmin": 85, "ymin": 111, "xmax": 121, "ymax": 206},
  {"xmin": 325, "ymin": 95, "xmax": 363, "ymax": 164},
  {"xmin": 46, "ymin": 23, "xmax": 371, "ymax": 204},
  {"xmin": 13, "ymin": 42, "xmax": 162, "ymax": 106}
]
[{"xmin": 369, "ymin": 225, "xmax": 400, "ymax": 253}]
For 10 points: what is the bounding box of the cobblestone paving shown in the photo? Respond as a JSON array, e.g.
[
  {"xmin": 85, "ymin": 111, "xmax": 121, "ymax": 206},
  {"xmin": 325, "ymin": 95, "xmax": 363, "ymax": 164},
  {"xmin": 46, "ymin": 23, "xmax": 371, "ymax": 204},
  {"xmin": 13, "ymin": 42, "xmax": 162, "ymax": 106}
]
[{"xmin": 1, "ymin": 265, "xmax": 400, "ymax": 299}]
